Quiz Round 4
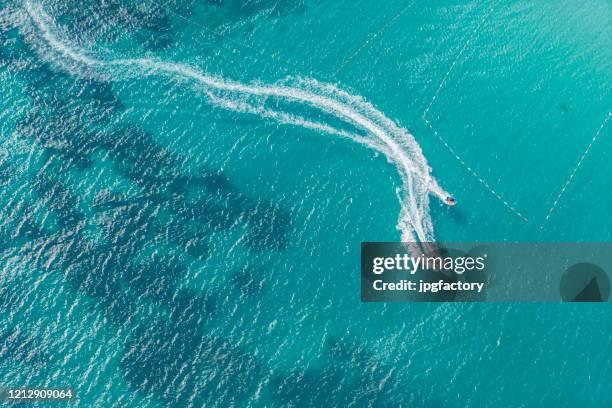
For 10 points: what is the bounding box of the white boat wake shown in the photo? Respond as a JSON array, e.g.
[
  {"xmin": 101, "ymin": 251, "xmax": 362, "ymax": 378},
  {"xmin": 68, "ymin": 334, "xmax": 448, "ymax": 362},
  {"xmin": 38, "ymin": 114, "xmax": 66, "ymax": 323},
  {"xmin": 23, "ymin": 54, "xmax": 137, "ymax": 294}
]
[{"xmin": 22, "ymin": 2, "xmax": 450, "ymax": 243}]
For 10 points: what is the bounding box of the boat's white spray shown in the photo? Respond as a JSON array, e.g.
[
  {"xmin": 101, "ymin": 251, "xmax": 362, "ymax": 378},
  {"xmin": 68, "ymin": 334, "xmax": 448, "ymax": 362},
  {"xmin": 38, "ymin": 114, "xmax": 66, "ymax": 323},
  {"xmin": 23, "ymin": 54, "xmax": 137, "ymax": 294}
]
[{"xmin": 23, "ymin": 2, "xmax": 450, "ymax": 243}]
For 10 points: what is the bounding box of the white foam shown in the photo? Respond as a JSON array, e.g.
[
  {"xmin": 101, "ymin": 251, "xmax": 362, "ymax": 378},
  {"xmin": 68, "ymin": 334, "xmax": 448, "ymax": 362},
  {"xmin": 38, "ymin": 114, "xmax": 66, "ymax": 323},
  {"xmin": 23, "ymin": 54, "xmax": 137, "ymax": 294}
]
[{"xmin": 24, "ymin": 2, "xmax": 450, "ymax": 242}]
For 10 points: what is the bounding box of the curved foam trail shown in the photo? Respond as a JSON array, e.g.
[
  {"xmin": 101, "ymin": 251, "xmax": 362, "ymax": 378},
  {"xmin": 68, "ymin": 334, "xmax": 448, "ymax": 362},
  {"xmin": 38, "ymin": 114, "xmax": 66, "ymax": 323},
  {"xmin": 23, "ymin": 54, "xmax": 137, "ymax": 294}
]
[{"xmin": 24, "ymin": 3, "xmax": 450, "ymax": 243}]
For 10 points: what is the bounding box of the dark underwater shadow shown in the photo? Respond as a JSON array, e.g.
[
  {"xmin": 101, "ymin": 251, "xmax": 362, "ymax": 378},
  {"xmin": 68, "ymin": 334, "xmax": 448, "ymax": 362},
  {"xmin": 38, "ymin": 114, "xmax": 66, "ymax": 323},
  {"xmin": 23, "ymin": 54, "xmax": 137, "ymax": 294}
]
[
  {"xmin": 120, "ymin": 318, "xmax": 262, "ymax": 407},
  {"xmin": 271, "ymin": 334, "xmax": 450, "ymax": 407},
  {"xmin": 270, "ymin": 335, "xmax": 403, "ymax": 407},
  {"xmin": 0, "ymin": 326, "xmax": 53, "ymax": 375},
  {"xmin": 1, "ymin": 17, "xmax": 300, "ymax": 407},
  {"xmin": 51, "ymin": 0, "xmax": 181, "ymax": 50},
  {"xmin": 9, "ymin": 4, "xmax": 294, "ymax": 255}
]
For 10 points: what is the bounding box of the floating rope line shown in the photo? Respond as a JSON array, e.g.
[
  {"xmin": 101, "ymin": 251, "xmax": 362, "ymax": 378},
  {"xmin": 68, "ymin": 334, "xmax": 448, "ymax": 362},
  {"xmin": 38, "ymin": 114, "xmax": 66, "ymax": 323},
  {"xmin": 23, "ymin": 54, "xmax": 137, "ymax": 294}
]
[
  {"xmin": 422, "ymin": 1, "xmax": 497, "ymax": 119},
  {"xmin": 542, "ymin": 112, "xmax": 611, "ymax": 224},
  {"xmin": 423, "ymin": 117, "xmax": 529, "ymax": 223},
  {"xmin": 420, "ymin": 1, "xmax": 526, "ymax": 222},
  {"xmin": 335, "ymin": 3, "xmax": 413, "ymax": 75},
  {"xmin": 121, "ymin": 0, "xmax": 527, "ymax": 224}
]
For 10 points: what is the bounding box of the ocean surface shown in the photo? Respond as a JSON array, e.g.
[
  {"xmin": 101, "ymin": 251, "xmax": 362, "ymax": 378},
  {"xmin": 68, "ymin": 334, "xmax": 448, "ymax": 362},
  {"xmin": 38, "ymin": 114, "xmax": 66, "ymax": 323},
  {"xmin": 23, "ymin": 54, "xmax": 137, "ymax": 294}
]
[{"xmin": 0, "ymin": 0, "xmax": 611, "ymax": 406}]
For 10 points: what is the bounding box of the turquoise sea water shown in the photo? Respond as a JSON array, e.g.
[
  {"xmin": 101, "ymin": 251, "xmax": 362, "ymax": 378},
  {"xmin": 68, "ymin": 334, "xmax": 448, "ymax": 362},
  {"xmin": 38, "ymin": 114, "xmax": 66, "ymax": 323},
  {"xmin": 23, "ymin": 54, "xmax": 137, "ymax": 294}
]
[{"xmin": 1, "ymin": 0, "xmax": 611, "ymax": 406}]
